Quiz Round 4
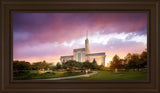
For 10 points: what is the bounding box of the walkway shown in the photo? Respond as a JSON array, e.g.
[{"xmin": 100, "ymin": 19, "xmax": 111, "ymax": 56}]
[{"xmin": 37, "ymin": 71, "xmax": 98, "ymax": 80}]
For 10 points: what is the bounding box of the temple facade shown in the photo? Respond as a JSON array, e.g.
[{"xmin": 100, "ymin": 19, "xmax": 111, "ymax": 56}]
[{"xmin": 60, "ymin": 31, "xmax": 106, "ymax": 66}]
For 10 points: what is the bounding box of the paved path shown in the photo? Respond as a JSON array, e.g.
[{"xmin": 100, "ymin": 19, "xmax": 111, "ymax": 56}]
[{"xmin": 37, "ymin": 71, "xmax": 98, "ymax": 80}]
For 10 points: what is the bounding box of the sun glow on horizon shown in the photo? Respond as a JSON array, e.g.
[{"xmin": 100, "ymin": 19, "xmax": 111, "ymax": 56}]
[{"xmin": 105, "ymin": 57, "xmax": 112, "ymax": 67}]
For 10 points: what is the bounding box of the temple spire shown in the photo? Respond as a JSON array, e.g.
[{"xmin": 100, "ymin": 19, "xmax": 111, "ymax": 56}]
[
  {"xmin": 85, "ymin": 30, "xmax": 90, "ymax": 53},
  {"xmin": 86, "ymin": 30, "xmax": 88, "ymax": 39}
]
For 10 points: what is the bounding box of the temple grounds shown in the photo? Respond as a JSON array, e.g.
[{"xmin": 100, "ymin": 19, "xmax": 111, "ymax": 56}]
[{"xmin": 13, "ymin": 70, "xmax": 147, "ymax": 80}]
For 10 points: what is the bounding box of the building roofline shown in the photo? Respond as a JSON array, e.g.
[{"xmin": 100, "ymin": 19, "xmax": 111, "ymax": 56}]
[
  {"xmin": 73, "ymin": 48, "xmax": 85, "ymax": 52},
  {"xmin": 86, "ymin": 52, "xmax": 105, "ymax": 56},
  {"xmin": 73, "ymin": 48, "xmax": 85, "ymax": 50},
  {"xmin": 60, "ymin": 55, "xmax": 73, "ymax": 58}
]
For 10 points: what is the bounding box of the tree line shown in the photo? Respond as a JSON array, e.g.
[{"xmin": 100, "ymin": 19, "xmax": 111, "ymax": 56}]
[
  {"xmin": 13, "ymin": 59, "xmax": 101, "ymax": 72},
  {"xmin": 109, "ymin": 49, "xmax": 147, "ymax": 71},
  {"xmin": 13, "ymin": 49, "xmax": 147, "ymax": 72},
  {"xmin": 13, "ymin": 60, "xmax": 52, "ymax": 71},
  {"xmin": 55, "ymin": 59, "xmax": 101, "ymax": 72}
]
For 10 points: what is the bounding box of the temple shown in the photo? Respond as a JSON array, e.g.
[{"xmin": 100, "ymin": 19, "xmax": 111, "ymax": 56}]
[{"xmin": 60, "ymin": 30, "xmax": 106, "ymax": 66}]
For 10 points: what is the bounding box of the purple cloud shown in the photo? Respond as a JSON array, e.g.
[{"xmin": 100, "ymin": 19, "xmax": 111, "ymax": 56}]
[{"xmin": 13, "ymin": 13, "xmax": 147, "ymax": 63}]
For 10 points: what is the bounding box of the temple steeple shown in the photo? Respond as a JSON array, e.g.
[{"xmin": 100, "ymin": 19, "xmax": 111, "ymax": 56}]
[
  {"xmin": 86, "ymin": 30, "xmax": 88, "ymax": 39},
  {"xmin": 85, "ymin": 30, "xmax": 90, "ymax": 53}
]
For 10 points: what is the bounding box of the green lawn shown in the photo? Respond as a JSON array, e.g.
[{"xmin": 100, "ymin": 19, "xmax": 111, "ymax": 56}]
[
  {"xmin": 63, "ymin": 71, "xmax": 147, "ymax": 80},
  {"xmin": 13, "ymin": 70, "xmax": 147, "ymax": 80},
  {"xmin": 13, "ymin": 70, "xmax": 87, "ymax": 80}
]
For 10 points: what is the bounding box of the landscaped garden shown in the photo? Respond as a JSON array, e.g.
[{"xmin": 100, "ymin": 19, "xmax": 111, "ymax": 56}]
[
  {"xmin": 13, "ymin": 69, "xmax": 147, "ymax": 80},
  {"xmin": 13, "ymin": 70, "xmax": 88, "ymax": 80},
  {"xmin": 13, "ymin": 49, "xmax": 147, "ymax": 80}
]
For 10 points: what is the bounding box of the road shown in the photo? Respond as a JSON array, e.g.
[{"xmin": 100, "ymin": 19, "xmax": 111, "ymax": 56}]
[{"xmin": 36, "ymin": 71, "xmax": 98, "ymax": 80}]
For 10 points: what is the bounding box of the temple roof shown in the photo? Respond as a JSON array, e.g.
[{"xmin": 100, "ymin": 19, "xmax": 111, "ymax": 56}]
[
  {"xmin": 73, "ymin": 48, "xmax": 85, "ymax": 52},
  {"xmin": 60, "ymin": 55, "xmax": 73, "ymax": 58},
  {"xmin": 86, "ymin": 52, "xmax": 105, "ymax": 56}
]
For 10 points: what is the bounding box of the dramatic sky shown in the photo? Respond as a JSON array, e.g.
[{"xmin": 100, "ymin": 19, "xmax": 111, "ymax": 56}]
[{"xmin": 13, "ymin": 13, "xmax": 147, "ymax": 66}]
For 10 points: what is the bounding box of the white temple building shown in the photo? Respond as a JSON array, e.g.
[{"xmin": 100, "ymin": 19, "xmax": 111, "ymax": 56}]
[{"xmin": 60, "ymin": 30, "xmax": 106, "ymax": 66}]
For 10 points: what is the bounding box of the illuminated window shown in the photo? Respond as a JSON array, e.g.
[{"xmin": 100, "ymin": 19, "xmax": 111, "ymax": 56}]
[{"xmin": 78, "ymin": 53, "xmax": 81, "ymax": 62}]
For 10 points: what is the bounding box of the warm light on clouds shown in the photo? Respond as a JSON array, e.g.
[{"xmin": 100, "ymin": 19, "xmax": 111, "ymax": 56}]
[{"xmin": 13, "ymin": 13, "xmax": 147, "ymax": 66}]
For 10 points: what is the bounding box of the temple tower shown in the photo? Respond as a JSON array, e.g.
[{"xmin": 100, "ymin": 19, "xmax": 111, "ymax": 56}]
[{"xmin": 85, "ymin": 30, "xmax": 90, "ymax": 54}]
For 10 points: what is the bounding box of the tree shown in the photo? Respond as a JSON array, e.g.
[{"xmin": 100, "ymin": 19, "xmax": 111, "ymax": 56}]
[
  {"xmin": 13, "ymin": 61, "xmax": 31, "ymax": 71},
  {"xmin": 127, "ymin": 54, "xmax": 140, "ymax": 70},
  {"xmin": 43, "ymin": 60, "xmax": 52, "ymax": 70},
  {"xmin": 119, "ymin": 59, "xmax": 127, "ymax": 69},
  {"xmin": 49, "ymin": 66, "xmax": 57, "ymax": 71},
  {"xmin": 32, "ymin": 62, "xmax": 42, "ymax": 70},
  {"xmin": 110, "ymin": 54, "xmax": 122, "ymax": 69},
  {"xmin": 56, "ymin": 62, "xmax": 62, "ymax": 70},
  {"xmin": 124, "ymin": 53, "xmax": 132, "ymax": 64},
  {"xmin": 110, "ymin": 62, "xmax": 114, "ymax": 69},
  {"xmin": 109, "ymin": 49, "xmax": 147, "ymax": 70},
  {"xmin": 82, "ymin": 60, "xmax": 93, "ymax": 70},
  {"xmin": 31, "ymin": 61, "xmax": 52, "ymax": 70},
  {"xmin": 113, "ymin": 54, "xmax": 120, "ymax": 62},
  {"xmin": 140, "ymin": 49, "xmax": 147, "ymax": 68},
  {"xmin": 63, "ymin": 60, "xmax": 79, "ymax": 72},
  {"xmin": 92, "ymin": 58, "xmax": 98, "ymax": 69}
]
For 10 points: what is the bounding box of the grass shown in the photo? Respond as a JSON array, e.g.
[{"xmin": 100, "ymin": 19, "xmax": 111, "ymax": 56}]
[
  {"xmin": 63, "ymin": 70, "xmax": 147, "ymax": 80},
  {"xmin": 13, "ymin": 70, "xmax": 87, "ymax": 80},
  {"xmin": 13, "ymin": 70, "xmax": 147, "ymax": 80}
]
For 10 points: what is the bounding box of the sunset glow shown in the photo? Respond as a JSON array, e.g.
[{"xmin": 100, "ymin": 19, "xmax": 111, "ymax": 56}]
[{"xmin": 13, "ymin": 13, "xmax": 147, "ymax": 66}]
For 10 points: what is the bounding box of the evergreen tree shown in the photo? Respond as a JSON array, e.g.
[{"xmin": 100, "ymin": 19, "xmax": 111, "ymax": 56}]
[
  {"xmin": 92, "ymin": 58, "xmax": 98, "ymax": 69},
  {"xmin": 56, "ymin": 62, "xmax": 62, "ymax": 69}
]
